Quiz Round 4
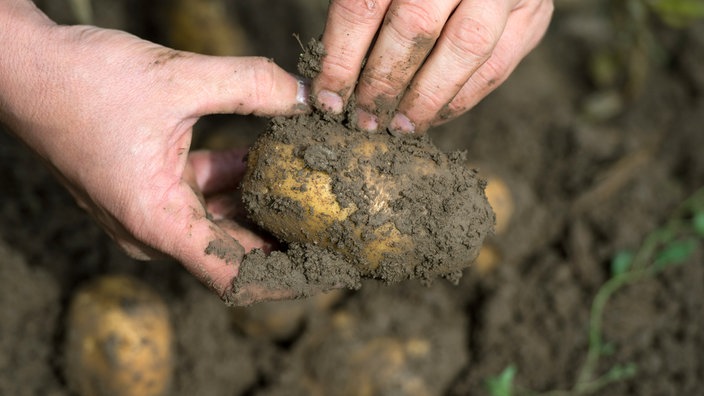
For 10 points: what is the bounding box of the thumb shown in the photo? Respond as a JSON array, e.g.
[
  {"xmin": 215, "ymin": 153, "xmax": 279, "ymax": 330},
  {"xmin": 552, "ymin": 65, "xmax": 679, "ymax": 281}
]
[
  {"xmin": 181, "ymin": 55, "xmax": 310, "ymax": 117},
  {"xmin": 140, "ymin": 181, "xmax": 247, "ymax": 298}
]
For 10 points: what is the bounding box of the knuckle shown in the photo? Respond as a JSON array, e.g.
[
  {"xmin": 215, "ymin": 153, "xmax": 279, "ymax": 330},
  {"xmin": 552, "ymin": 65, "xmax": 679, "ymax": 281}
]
[
  {"xmin": 249, "ymin": 57, "xmax": 278, "ymax": 111},
  {"xmin": 413, "ymin": 84, "xmax": 450, "ymax": 111},
  {"xmin": 331, "ymin": 0, "xmax": 388, "ymax": 20},
  {"xmin": 359, "ymin": 72, "xmax": 401, "ymax": 104},
  {"xmin": 357, "ymin": 79, "xmax": 399, "ymax": 109},
  {"xmin": 388, "ymin": 1, "xmax": 443, "ymax": 40},
  {"xmin": 480, "ymin": 55, "xmax": 512, "ymax": 86},
  {"xmin": 446, "ymin": 17, "xmax": 499, "ymax": 61},
  {"xmin": 320, "ymin": 54, "xmax": 358, "ymax": 84}
]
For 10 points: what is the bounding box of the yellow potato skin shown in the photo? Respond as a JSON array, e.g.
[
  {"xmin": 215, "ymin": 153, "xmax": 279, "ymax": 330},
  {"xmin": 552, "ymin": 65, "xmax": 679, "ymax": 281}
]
[
  {"xmin": 65, "ymin": 275, "xmax": 173, "ymax": 396},
  {"xmin": 242, "ymin": 115, "xmax": 494, "ymax": 282},
  {"xmin": 484, "ymin": 176, "xmax": 514, "ymax": 235},
  {"xmin": 243, "ymin": 133, "xmax": 426, "ymax": 273}
]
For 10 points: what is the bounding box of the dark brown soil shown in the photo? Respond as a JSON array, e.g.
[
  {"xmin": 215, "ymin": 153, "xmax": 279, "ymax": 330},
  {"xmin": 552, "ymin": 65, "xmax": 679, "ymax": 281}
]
[{"xmin": 2, "ymin": 1, "xmax": 703, "ymax": 395}]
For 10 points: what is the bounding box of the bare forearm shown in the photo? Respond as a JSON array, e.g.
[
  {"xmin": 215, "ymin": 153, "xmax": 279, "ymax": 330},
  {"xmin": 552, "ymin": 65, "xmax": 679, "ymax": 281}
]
[{"xmin": 0, "ymin": 1, "xmax": 61, "ymax": 149}]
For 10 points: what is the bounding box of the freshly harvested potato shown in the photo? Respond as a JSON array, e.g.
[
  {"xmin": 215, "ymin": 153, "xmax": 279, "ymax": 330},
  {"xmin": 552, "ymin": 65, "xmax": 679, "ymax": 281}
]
[
  {"xmin": 231, "ymin": 290, "xmax": 345, "ymax": 341},
  {"xmin": 241, "ymin": 114, "xmax": 494, "ymax": 283},
  {"xmin": 166, "ymin": 0, "xmax": 249, "ymax": 56},
  {"xmin": 484, "ymin": 176, "xmax": 514, "ymax": 235},
  {"xmin": 65, "ymin": 275, "xmax": 173, "ymax": 396},
  {"xmin": 473, "ymin": 176, "xmax": 512, "ymax": 275},
  {"xmin": 473, "ymin": 243, "xmax": 503, "ymax": 275}
]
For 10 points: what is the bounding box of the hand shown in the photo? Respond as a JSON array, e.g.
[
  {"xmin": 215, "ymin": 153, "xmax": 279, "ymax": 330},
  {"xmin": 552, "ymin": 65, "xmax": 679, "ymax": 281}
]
[
  {"xmin": 0, "ymin": 5, "xmax": 309, "ymax": 304},
  {"xmin": 312, "ymin": 0, "xmax": 553, "ymax": 134}
]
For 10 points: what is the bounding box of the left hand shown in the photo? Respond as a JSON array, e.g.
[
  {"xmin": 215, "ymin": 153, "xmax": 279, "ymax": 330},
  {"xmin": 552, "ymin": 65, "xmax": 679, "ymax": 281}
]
[{"xmin": 312, "ymin": 0, "xmax": 553, "ymax": 134}]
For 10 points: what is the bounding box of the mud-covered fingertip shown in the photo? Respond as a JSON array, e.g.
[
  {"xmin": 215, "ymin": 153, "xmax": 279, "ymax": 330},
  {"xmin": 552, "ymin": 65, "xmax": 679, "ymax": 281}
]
[
  {"xmin": 316, "ymin": 89, "xmax": 345, "ymax": 114},
  {"xmin": 389, "ymin": 112, "xmax": 416, "ymax": 136}
]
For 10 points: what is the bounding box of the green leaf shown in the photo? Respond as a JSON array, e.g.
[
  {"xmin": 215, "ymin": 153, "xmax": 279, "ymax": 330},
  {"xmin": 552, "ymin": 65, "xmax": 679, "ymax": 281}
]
[
  {"xmin": 485, "ymin": 365, "xmax": 517, "ymax": 396},
  {"xmin": 611, "ymin": 250, "xmax": 634, "ymax": 276},
  {"xmin": 693, "ymin": 212, "xmax": 704, "ymax": 238},
  {"xmin": 653, "ymin": 239, "xmax": 697, "ymax": 270}
]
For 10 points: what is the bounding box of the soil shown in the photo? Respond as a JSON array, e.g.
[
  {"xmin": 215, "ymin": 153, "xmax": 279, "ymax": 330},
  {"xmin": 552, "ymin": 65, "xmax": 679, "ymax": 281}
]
[{"xmin": 2, "ymin": 1, "xmax": 703, "ymax": 395}]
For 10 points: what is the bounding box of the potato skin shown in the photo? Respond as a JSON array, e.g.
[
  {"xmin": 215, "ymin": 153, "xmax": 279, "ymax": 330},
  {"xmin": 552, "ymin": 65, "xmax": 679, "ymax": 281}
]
[
  {"xmin": 241, "ymin": 115, "xmax": 494, "ymax": 282},
  {"xmin": 484, "ymin": 176, "xmax": 514, "ymax": 235},
  {"xmin": 65, "ymin": 275, "xmax": 173, "ymax": 396}
]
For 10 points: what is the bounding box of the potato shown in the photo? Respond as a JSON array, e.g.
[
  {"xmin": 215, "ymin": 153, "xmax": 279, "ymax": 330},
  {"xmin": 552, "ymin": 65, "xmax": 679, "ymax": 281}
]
[
  {"xmin": 473, "ymin": 243, "xmax": 503, "ymax": 275},
  {"xmin": 231, "ymin": 290, "xmax": 345, "ymax": 341},
  {"xmin": 241, "ymin": 115, "xmax": 494, "ymax": 283},
  {"xmin": 473, "ymin": 176, "xmax": 512, "ymax": 275},
  {"xmin": 166, "ymin": 0, "xmax": 248, "ymax": 56},
  {"xmin": 484, "ymin": 176, "xmax": 514, "ymax": 235},
  {"xmin": 65, "ymin": 275, "xmax": 173, "ymax": 396}
]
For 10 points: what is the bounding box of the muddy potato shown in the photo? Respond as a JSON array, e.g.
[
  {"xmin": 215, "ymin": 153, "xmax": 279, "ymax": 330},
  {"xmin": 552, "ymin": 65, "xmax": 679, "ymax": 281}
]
[
  {"xmin": 242, "ymin": 115, "xmax": 494, "ymax": 282},
  {"xmin": 474, "ymin": 175, "xmax": 512, "ymax": 274},
  {"xmin": 65, "ymin": 275, "xmax": 173, "ymax": 396},
  {"xmin": 231, "ymin": 290, "xmax": 345, "ymax": 341},
  {"xmin": 484, "ymin": 176, "xmax": 514, "ymax": 235}
]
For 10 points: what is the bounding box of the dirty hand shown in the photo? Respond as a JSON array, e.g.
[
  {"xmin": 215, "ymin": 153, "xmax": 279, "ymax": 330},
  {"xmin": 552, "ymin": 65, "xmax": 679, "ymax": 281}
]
[
  {"xmin": 312, "ymin": 0, "xmax": 553, "ymax": 134},
  {"xmin": 0, "ymin": 1, "xmax": 308, "ymax": 304}
]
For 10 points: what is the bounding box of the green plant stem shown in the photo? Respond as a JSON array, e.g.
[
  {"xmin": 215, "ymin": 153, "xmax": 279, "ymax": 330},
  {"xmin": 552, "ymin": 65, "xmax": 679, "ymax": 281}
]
[
  {"xmin": 487, "ymin": 187, "xmax": 703, "ymax": 396},
  {"xmin": 576, "ymin": 186, "xmax": 704, "ymax": 389},
  {"xmin": 575, "ymin": 269, "xmax": 649, "ymax": 389}
]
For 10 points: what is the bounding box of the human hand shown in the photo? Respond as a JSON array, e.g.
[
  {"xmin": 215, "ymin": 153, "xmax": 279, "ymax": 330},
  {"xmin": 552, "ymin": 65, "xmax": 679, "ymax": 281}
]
[
  {"xmin": 0, "ymin": 7, "xmax": 309, "ymax": 304},
  {"xmin": 312, "ymin": 0, "xmax": 553, "ymax": 134}
]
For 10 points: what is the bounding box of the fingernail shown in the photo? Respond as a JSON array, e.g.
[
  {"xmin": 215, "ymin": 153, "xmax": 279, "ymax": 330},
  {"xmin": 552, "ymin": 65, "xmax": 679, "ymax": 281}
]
[
  {"xmin": 355, "ymin": 108, "xmax": 378, "ymax": 132},
  {"xmin": 389, "ymin": 112, "xmax": 415, "ymax": 135},
  {"xmin": 316, "ymin": 90, "xmax": 344, "ymax": 114},
  {"xmin": 296, "ymin": 77, "xmax": 311, "ymax": 106}
]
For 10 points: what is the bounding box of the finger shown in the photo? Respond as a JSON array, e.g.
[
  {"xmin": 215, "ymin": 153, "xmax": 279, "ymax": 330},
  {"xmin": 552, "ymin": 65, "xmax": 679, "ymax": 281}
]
[
  {"xmin": 188, "ymin": 148, "xmax": 249, "ymax": 195},
  {"xmin": 312, "ymin": 0, "xmax": 393, "ymax": 113},
  {"xmin": 390, "ymin": 0, "xmax": 515, "ymax": 134},
  {"xmin": 206, "ymin": 190, "xmax": 257, "ymax": 224},
  {"xmin": 206, "ymin": 194, "xmax": 241, "ymax": 220},
  {"xmin": 353, "ymin": 0, "xmax": 461, "ymax": 131},
  {"xmin": 178, "ymin": 55, "xmax": 311, "ymax": 117},
  {"xmin": 215, "ymin": 218, "xmax": 274, "ymax": 255},
  {"xmin": 136, "ymin": 181, "xmax": 246, "ymax": 298},
  {"xmin": 432, "ymin": 0, "xmax": 553, "ymax": 126}
]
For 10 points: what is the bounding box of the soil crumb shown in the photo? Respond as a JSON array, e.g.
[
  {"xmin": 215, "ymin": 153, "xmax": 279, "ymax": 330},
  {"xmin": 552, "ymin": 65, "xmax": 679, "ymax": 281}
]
[{"xmin": 231, "ymin": 111, "xmax": 494, "ymax": 304}]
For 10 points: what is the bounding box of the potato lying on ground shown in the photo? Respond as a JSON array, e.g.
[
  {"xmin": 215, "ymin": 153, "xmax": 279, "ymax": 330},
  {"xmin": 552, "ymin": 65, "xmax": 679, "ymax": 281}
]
[
  {"xmin": 472, "ymin": 173, "xmax": 514, "ymax": 274},
  {"xmin": 484, "ymin": 175, "xmax": 514, "ymax": 235},
  {"xmin": 261, "ymin": 283, "xmax": 467, "ymax": 396},
  {"xmin": 65, "ymin": 275, "xmax": 173, "ymax": 396},
  {"xmin": 166, "ymin": 0, "xmax": 249, "ymax": 56},
  {"xmin": 241, "ymin": 114, "xmax": 494, "ymax": 283},
  {"xmin": 231, "ymin": 290, "xmax": 345, "ymax": 341}
]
